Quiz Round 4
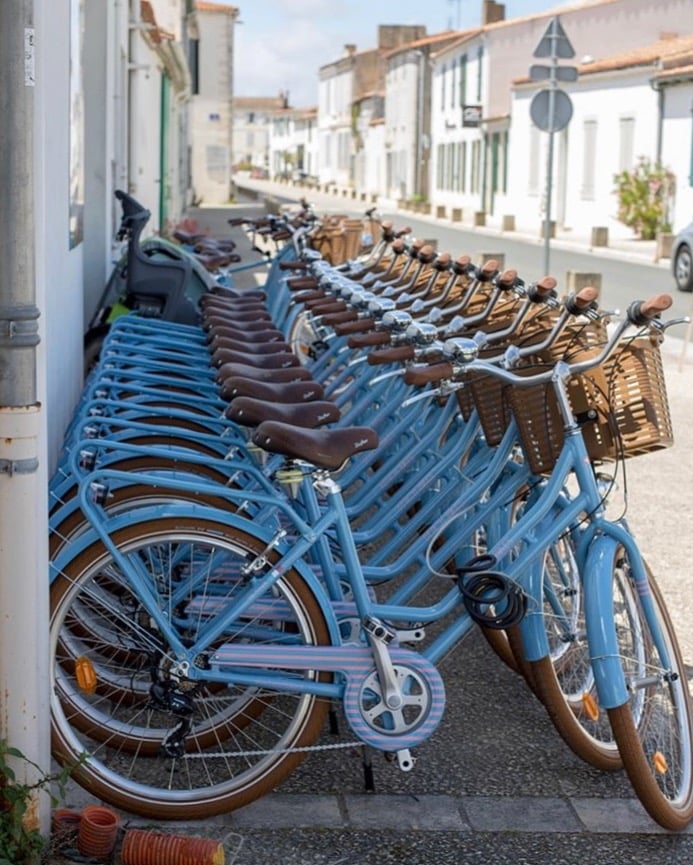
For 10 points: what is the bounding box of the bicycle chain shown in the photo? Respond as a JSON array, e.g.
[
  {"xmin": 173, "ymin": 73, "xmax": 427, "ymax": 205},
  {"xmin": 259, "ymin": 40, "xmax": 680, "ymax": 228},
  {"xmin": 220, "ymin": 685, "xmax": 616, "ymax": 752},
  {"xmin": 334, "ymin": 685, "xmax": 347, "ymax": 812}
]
[{"xmin": 182, "ymin": 740, "xmax": 365, "ymax": 759}]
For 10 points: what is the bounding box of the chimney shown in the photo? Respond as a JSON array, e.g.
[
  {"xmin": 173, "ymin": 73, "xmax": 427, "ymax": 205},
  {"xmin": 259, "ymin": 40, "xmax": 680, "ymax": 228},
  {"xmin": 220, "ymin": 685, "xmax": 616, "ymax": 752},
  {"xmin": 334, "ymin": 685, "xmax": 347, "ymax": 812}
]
[
  {"xmin": 343, "ymin": 43, "xmax": 357, "ymax": 57},
  {"xmin": 482, "ymin": 1, "xmax": 505, "ymax": 25}
]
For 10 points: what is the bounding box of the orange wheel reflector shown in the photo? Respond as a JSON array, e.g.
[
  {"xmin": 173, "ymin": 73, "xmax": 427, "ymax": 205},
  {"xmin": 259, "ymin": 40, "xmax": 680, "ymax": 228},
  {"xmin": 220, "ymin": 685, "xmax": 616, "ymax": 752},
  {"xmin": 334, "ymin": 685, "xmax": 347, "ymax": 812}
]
[
  {"xmin": 582, "ymin": 691, "xmax": 600, "ymax": 721},
  {"xmin": 75, "ymin": 656, "xmax": 97, "ymax": 694},
  {"xmin": 653, "ymin": 751, "xmax": 669, "ymax": 775}
]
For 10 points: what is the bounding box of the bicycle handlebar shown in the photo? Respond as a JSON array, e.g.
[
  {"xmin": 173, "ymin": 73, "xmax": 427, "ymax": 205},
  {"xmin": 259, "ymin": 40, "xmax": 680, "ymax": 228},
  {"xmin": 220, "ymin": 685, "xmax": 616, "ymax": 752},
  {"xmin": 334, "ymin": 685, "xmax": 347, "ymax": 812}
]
[{"xmin": 404, "ymin": 293, "xmax": 675, "ymax": 393}]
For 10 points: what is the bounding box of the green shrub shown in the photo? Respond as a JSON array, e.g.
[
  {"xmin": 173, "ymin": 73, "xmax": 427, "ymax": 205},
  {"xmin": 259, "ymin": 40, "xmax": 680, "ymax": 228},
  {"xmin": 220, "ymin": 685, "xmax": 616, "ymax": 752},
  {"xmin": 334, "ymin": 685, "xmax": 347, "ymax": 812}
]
[{"xmin": 0, "ymin": 740, "xmax": 74, "ymax": 865}]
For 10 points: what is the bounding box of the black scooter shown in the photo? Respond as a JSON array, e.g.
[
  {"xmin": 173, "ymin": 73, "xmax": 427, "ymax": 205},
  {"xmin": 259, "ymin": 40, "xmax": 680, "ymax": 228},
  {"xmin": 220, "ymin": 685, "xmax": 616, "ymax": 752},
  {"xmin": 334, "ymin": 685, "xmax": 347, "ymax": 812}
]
[{"xmin": 84, "ymin": 190, "xmax": 214, "ymax": 371}]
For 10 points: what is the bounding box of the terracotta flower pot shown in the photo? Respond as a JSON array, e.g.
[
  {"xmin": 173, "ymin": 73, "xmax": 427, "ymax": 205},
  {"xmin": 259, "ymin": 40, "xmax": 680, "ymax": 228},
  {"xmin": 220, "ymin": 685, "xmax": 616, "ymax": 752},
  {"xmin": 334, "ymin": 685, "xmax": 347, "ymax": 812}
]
[
  {"xmin": 120, "ymin": 827, "xmax": 224, "ymax": 865},
  {"xmin": 77, "ymin": 804, "xmax": 120, "ymax": 859},
  {"xmin": 51, "ymin": 808, "xmax": 82, "ymax": 845}
]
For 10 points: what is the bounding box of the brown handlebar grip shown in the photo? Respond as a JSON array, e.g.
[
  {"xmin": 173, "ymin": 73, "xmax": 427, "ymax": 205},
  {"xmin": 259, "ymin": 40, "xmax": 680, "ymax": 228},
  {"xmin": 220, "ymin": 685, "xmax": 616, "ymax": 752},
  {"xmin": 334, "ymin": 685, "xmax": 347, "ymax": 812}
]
[
  {"xmin": 320, "ymin": 310, "xmax": 359, "ymax": 327},
  {"xmin": 478, "ymin": 260, "xmax": 499, "ymax": 281},
  {"xmin": 418, "ymin": 245, "xmax": 437, "ymax": 263},
  {"xmin": 535, "ymin": 276, "xmax": 558, "ymax": 295},
  {"xmin": 367, "ymin": 345, "xmax": 415, "ymax": 365},
  {"xmin": 279, "ymin": 260, "xmax": 309, "ymax": 271},
  {"xmin": 333, "ymin": 317, "xmax": 376, "ymax": 336},
  {"xmin": 638, "ymin": 293, "xmax": 673, "ymax": 318},
  {"xmin": 573, "ymin": 285, "xmax": 599, "ymax": 309},
  {"xmin": 348, "ymin": 331, "xmax": 390, "ymax": 349},
  {"xmin": 287, "ymin": 276, "xmax": 319, "ymax": 290},
  {"xmin": 403, "ymin": 362, "xmax": 454, "ymax": 386},
  {"xmin": 497, "ymin": 268, "xmax": 519, "ymax": 289},
  {"xmin": 306, "ymin": 300, "xmax": 346, "ymax": 314}
]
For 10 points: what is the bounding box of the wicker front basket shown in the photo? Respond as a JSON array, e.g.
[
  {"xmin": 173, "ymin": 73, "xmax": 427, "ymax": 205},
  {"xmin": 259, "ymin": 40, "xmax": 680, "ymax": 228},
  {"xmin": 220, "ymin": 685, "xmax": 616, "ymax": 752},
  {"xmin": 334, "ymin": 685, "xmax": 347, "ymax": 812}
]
[{"xmin": 507, "ymin": 336, "xmax": 673, "ymax": 474}]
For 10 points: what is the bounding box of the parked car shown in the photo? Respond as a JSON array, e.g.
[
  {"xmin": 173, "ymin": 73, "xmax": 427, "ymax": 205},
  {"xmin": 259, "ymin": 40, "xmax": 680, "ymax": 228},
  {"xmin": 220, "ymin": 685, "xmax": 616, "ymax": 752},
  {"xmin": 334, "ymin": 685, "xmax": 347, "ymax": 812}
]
[{"xmin": 672, "ymin": 221, "xmax": 693, "ymax": 291}]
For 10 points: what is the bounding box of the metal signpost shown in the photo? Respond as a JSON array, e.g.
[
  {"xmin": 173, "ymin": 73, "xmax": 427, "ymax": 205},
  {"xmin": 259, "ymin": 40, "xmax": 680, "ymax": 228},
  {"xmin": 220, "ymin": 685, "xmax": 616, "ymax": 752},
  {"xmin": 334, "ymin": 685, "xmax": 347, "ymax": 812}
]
[{"xmin": 529, "ymin": 17, "xmax": 577, "ymax": 276}]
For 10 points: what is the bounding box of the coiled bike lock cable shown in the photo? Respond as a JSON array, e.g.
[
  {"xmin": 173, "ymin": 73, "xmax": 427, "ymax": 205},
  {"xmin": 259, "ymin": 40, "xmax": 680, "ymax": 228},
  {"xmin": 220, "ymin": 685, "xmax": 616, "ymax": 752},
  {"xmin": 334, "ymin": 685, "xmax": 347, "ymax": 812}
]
[{"xmin": 456, "ymin": 554, "xmax": 528, "ymax": 629}]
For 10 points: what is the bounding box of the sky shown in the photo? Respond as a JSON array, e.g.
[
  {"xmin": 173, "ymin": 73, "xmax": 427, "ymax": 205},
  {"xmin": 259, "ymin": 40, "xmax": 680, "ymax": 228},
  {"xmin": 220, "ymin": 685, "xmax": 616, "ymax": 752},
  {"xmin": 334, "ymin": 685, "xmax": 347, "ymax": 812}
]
[{"xmin": 219, "ymin": 0, "xmax": 581, "ymax": 106}]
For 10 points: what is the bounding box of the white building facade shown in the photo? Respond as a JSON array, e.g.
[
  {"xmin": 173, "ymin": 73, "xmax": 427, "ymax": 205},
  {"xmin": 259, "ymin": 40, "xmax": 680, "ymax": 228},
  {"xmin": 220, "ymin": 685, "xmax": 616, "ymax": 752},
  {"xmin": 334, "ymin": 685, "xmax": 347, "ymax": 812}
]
[
  {"xmin": 507, "ymin": 35, "xmax": 693, "ymax": 240},
  {"xmin": 232, "ymin": 94, "xmax": 288, "ymax": 176},
  {"xmin": 267, "ymin": 107, "xmax": 319, "ymax": 181},
  {"xmin": 189, "ymin": 1, "xmax": 238, "ymax": 204}
]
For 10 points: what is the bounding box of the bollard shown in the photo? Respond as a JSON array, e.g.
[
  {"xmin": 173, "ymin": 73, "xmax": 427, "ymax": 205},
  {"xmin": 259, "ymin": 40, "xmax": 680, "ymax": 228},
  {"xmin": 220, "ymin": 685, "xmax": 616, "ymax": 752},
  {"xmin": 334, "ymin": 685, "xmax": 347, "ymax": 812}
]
[
  {"xmin": 475, "ymin": 252, "xmax": 505, "ymax": 269},
  {"xmin": 565, "ymin": 270, "xmax": 602, "ymax": 293},
  {"xmin": 591, "ymin": 226, "xmax": 609, "ymax": 247}
]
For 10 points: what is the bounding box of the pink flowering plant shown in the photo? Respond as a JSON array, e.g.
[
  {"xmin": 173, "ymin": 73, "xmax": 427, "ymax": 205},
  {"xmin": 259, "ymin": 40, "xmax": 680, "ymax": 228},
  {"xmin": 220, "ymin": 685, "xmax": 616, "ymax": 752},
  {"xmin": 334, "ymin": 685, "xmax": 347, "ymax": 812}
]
[{"xmin": 613, "ymin": 157, "xmax": 675, "ymax": 240}]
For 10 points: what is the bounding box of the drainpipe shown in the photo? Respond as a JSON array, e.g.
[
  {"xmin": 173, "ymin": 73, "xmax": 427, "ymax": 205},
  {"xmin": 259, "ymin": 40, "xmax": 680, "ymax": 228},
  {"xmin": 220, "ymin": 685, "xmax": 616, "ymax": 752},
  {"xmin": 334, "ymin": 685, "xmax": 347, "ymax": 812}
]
[
  {"xmin": 415, "ymin": 50, "xmax": 424, "ymax": 199},
  {"xmin": 650, "ymin": 77, "xmax": 664, "ymax": 165},
  {"xmin": 0, "ymin": 0, "xmax": 49, "ymax": 838}
]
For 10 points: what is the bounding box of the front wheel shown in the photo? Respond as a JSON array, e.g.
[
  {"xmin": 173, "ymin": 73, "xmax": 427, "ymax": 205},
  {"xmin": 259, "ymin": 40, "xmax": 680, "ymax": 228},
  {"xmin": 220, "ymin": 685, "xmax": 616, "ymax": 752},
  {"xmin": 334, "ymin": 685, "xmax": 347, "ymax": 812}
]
[
  {"xmin": 528, "ymin": 533, "xmax": 622, "ymax": 771},
  {"xmin": 601, "ymin": 550, "xmax": 693, "ymax": 830}
]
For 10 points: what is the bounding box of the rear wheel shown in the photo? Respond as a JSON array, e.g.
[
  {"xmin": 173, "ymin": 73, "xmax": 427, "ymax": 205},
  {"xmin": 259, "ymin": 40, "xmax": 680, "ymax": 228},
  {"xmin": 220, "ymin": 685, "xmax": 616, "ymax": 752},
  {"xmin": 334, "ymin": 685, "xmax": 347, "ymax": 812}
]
[{"xmin": 50, "ymin": 515, "xmax": 331, "ymax": 819}]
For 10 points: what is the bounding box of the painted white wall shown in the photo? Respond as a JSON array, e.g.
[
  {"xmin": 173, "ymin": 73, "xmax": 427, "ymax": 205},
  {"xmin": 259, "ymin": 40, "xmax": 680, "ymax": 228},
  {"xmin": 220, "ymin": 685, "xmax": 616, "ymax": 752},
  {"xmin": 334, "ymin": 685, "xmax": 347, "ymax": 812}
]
[
  {"xmin": 38, "ymin": 0, "xmax": 87, "ymax": 468},
  {"xmin": 128, "ymin": 35, "xmax": 166, "ymax": 221},
  {"xmin": 507, "ymin": 66, "xmax": 690, "ymax": 242},
  {"xmin": 660, "ymin": 81, "xmax": 693, "ymax": 233},
  {"xmin": 429, "ymin": 36, "xmax": 486, "ymax": 216},
  {"xmin": 191, "ymin": 6, "xmax": 234, "ymax": 203},
  {"xmin": 317, "ymin": 65, "xmax": 354, "ymax": 186},
  {"xmin": 384, "ymin": 52, "xmax": 420, "ymax": 200}
]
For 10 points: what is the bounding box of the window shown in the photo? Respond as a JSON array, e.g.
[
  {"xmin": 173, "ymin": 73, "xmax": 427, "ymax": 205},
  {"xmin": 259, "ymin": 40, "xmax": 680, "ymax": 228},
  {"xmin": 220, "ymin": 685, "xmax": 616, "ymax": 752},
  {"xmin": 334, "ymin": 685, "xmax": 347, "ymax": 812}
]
[
  {"xmin": 618, "ymin": 116, "xmax": 635, "ymax": 172},
  {"xmin": 189, "ymin": 39, "xmax": 199, "ymax": 95},
  {"xmin": 441, "ymin": 64, "xmax": 446, "ymax": 107},
  {"xmin": 471, "ymin": 140, "xmax": 481, "ymax": 193},
  {"xmin": 529, "ymin": 125, "xmax": 540, "ymax": 195},
  {"xmin": 476, "ymin": 45, "xmax": 483, "ymax": 101},
  {"xmin": 460, "ymin": 141, "xmax": 467, "ymax": 192},
  {"xmin": 501, "ymin": 130, "xmax": 509, "ymax": 194},
  {"xmin": 451, "ymin": 59, "xmax": 457, "ymax": 109},
  {"xmin": 582, "ymin": 118, "xmax": 597, "ymax": 200},
  {"xmin": 247, "ymin": 112, "xmax": 255, "ymax": 123},
  {"xmin": 447, "ymin": 143, "xmax": 455, "ymax": 190},
  {"xmin": 459, "ymin": 54, "xmax": 467, "ymax": 107},
  {"xmin": 437, "ymin": 143, "xmax": 445, "ymax": 189}
]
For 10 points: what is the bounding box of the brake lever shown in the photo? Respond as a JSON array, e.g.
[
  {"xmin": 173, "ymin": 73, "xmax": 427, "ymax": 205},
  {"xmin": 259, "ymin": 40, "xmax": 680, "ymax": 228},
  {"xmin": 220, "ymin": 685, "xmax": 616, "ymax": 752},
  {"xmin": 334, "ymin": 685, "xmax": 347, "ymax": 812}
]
[{"xmin": 401, "ymin": 387, "xmax": 442, "ymax": 407}]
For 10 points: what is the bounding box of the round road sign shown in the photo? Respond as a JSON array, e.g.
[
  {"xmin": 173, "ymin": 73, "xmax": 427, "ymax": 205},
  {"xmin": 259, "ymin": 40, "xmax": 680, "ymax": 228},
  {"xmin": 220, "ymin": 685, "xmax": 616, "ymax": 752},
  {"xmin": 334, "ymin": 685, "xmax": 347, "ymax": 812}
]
[{"xmin": 530, "ymin": 88, "xmax": 573, "ymax": 133}]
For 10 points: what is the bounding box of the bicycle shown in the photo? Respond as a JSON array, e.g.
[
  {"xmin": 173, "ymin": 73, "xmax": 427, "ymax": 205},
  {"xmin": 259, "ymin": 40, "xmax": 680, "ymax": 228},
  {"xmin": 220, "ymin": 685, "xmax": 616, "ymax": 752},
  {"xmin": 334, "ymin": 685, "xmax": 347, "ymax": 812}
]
[{"xmin": 48, "ymin": 283, "xmax": 693, "ymax": 828}]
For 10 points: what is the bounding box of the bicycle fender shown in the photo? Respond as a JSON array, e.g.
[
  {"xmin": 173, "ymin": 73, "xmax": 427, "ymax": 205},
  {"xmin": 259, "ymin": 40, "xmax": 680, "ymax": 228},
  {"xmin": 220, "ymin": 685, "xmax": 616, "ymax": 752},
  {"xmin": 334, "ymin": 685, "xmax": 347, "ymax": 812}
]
[
  {"xmin": 583, "ymin": 534, "xmax": 630, "ymax": 709},
  {"xmin": 517, "ymin": 558, "xmax": 551, "ymax": 662},
  {"xmin": 48, "ymin": 502, "xmax": 341, "ymax": 643}
]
